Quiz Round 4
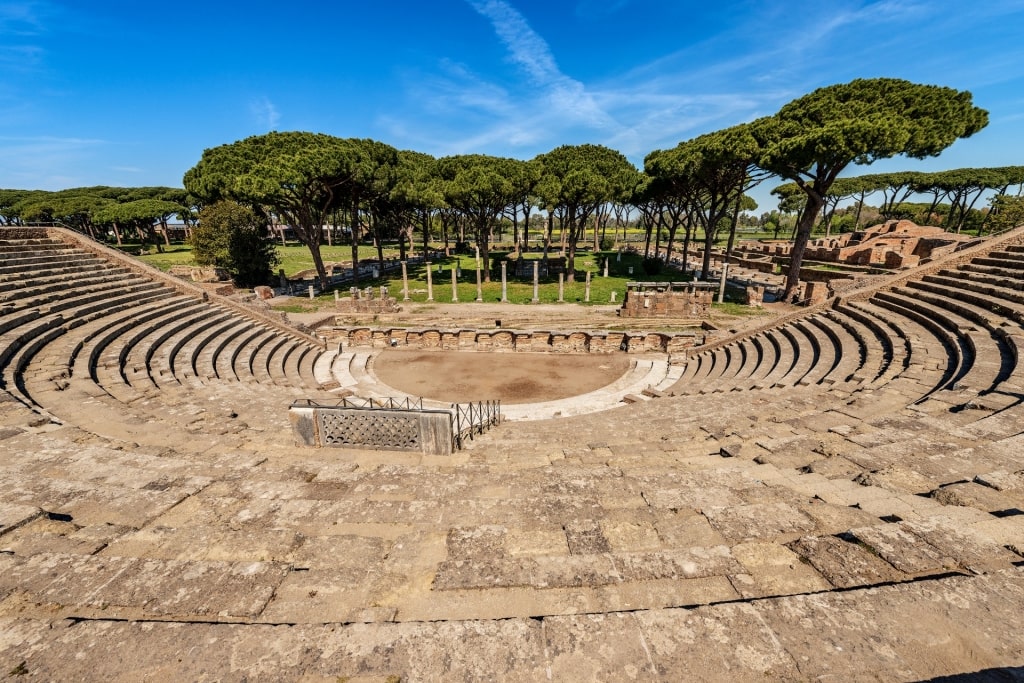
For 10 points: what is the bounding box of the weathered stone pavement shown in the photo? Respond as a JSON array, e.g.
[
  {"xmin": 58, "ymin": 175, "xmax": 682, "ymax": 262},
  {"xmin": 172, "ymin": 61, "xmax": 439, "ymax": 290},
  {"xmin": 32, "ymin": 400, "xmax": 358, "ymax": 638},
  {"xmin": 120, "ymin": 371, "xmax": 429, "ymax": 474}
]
[{"xmin": 2, "ymin": 226, "xmax": 1024, "ymax": 680}]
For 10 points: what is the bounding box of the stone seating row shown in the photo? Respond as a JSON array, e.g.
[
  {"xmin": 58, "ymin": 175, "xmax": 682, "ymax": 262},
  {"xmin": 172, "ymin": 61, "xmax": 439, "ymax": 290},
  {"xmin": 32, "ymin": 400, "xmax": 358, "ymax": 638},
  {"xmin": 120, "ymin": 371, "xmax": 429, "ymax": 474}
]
[
  {"xmin": 670, "ymin": 237, "xmax": 1024, "ymax": 419},
  {"xmin": 670, "ymin": 310, "xmax": 876, "ymax": 396},
  {"xmin": 0, "ymin": 235, "xmax": 328, "ymax": 422}
]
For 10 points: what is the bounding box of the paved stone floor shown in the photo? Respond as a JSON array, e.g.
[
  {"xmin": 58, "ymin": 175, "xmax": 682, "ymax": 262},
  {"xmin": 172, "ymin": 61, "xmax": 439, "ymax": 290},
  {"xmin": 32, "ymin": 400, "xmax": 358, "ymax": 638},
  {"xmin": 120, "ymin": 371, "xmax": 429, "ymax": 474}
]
[{"xmin": 2, "ymin": 375, "xmax": 1023, "ymax": 680}]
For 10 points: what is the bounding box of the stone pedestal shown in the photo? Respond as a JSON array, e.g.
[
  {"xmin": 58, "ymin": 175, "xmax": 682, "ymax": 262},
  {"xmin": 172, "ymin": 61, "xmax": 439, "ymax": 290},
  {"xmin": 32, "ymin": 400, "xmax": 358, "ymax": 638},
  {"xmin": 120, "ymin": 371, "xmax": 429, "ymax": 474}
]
[
  {"xmin": 805, "ymin": 281, "xmax": 830, "ymax": 305},
  {"xmin": 532, "ymin": 261, "xmax": 539, "ymax": 303}
]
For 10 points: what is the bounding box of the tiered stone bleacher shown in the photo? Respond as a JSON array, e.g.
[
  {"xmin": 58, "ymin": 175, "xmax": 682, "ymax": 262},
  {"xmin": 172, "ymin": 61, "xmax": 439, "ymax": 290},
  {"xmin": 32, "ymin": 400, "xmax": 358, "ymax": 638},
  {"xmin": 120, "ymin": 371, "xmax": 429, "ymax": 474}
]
[
  {"xmin": 1, "ymin": 225, "xmax": 1023, "ymax": 678},
  {"xmin": 671, "ymin": 231, "xmax": 1024, "ymax": 420},
  {"xmin": 0, "ymin": 228, "xmax": 330, "ymax": 442}
]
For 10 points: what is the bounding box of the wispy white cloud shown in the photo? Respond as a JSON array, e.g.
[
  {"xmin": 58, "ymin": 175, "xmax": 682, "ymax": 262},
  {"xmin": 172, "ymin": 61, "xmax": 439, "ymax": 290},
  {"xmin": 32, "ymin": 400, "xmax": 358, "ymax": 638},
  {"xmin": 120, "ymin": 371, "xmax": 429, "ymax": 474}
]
[
  {"xmin": 0, "ymin": 1, "xmax": 52, "ymax": 35},
  {"xmin": 465, "ymin": 0, "xmax": 616, "ymax": 129},
  {"xmin": 387, "ymin": 0, "xmax": 795, "ymax": 162},
  {"xmin": 0, "ymin": 43, "xmax": 45, "ymax": 71},
  {"xmin": 0, "ymin": 1, "xmax": 58, "ymax": 75},
  {"xmin": 0, "ymin": 135, "xmax": 108, "ymax": 189},
  {"xmin": 249, "ymin": 96, "xmax": 280, "ymax": 130},
  {"xmin": 380, "ymin": 0, "xmax": 1024, "ymax": 171}
]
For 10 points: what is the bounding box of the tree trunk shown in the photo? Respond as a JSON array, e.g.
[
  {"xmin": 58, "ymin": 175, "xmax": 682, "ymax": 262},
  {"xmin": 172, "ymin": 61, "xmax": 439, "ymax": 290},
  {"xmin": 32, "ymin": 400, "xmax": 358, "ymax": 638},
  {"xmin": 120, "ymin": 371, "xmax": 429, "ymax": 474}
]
[
  {"xmin": 160, "ymin": 218, "xmax": 171, "ymax": 247},
  {"xmin": 543, "ymin": 212, "xmax": 552, "ymax": 260},
  {"xmin": 665, "ymin": 222, "xmax": 677, "ymax": 266},
  {"xmin": 654, "ymin": 214, "xmax": 662, "ymax": 260},
  {"xmin": 783, "ymin": 192, "xmax": 825, "ymax": 302},
  {"xmin": 681, "ymin": 217, "xmax": 692, "ymax": 278},
  {"xmin": 307, "ymin": 241, "xmax": 327, "ymax": 291},
  {"xmin": 422, "ymin": 212, "xmax": 430, "ymax": 257},
  {"xmin": 701, "ymin": 221, "xmax": 714, "ymax": 281},
  {"xmin": 566, "ymin": 218, "xmax": 578, "ymax": 284},
  {"xmin": 478, "ymin": 220, "xmax": 492, "ymax": 283},
  {"xmin": 726, "ymin": 189, "xmax": 743, "ymax": 261},
  {"xmin": 349, "ymin": 203, "xmax": 361, "ymax": 289}
]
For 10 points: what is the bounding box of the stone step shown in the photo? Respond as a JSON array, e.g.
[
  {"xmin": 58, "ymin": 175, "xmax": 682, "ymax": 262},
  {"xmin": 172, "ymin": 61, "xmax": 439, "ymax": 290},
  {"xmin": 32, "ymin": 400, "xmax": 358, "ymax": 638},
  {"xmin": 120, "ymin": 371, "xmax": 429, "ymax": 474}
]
[
  {"xmin": 168, "ymin": 314, "xmax": 250, "ymax": 385},
  {"xmin": 234, "ymin": 329, "xmax": 279, "ymax": 383},
  {"xmin": 750, "ymin": 328, "xmax": 798, "ymax": 390},
  {"xmin": 970, "ymin": 255, "xmax": 1024, "ymax": 271},
  {"xmin": 834, "ymin": 301, "xmax": 907, "ymax": 387},
  {"xmin": 0, "ymin": 251, "xmax": 104, "ymax": 274},
  {"xmin": 152, "ymin": 310, "xmax": 241, "ymax": 388},
  {"xmin": 192, "ymin": 320, "xmax": 258, "ymax": 383},
  {"xmin": 20, "ymin": 295, "xmax": 202, "ymax": 395},
  {"xmin": 886, "ymin": 287, "xmax": 1008, "ymax": 400},
  {"xmin": 870, "ymin": 292, "xmax": 961, "ymax": 397},
  {"xmin": 215, "ymin": 325, "xmax": 269, "ymax": 382},
  {"xmin": 0, "ymin": 552, "xmax": 288, "ymax": 620},
  {"xmin": 120, "ymin": 307, "xmax": 233, "ymax": 390},
  {"xmin": 816, "ymin": 311, "xmax": 870, "ymax": 385},
  {"xmin": 737, "ymin": 333, "xmax": 782, "ymax": 389},
  {"xmin": 0, "ymin": 262, "xmax": 130, "ymax": 294},
  {"xmin": 911, "ymin": 277, "xmax": 1023, "ymax": 328}
]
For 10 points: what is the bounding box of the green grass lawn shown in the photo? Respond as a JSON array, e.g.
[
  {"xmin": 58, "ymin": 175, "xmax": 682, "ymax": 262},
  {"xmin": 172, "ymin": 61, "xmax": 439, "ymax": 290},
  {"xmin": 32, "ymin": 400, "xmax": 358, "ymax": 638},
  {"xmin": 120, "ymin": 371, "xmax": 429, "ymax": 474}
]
[
  {"xmin": 324, "ymin": 250, "xmax": 695, "ymax": 306},
  {"xmin": 124, "ymin": 239, "xmax": 764, "ymax": 314},
  {"xmin": 128, "ymin": 241, "xmax": 405, "ymax": 277}
]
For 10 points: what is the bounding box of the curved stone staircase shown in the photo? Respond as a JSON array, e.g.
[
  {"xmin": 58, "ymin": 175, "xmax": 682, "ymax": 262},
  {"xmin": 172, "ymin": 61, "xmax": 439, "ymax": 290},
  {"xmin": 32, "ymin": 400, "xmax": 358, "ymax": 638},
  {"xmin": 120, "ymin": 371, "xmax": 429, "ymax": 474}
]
[
  {"xmin": 673, "ymin": 235, "xmax": 1024, "ymax": 419},
  {"xmin": 1, "ymin": 225, "xmax": 1023, "ymax": 680}
]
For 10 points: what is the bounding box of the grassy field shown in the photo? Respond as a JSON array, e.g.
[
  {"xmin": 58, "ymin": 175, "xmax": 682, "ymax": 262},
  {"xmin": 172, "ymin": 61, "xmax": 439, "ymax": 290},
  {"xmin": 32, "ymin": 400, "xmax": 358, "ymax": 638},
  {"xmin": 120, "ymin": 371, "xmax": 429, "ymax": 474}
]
[
  {"xmin": 125, "ymin": 238, "xmax": 763, "ymax": 311},
  {"xmin": 128, "ymin": 242, "xmax": 404, "ymax": 277},
  {"xmin": 310, "ymin": 250, "xmax": 698, "ymax": 306}
]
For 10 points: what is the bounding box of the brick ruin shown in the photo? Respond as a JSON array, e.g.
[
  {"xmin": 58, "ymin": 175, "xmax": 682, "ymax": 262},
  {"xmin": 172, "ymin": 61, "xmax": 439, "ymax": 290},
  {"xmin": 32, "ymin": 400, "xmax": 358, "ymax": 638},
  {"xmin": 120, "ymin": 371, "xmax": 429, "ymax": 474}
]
[
  {"xmin": 618, "ymin": 281, "xmax": 716, "ymax": 319},
  {"xmin": 328, "ymin": 325, "xmax": 702, "ymax": 354},
  {"xmin": 741, "ymin": 220, "xmax": 974, "ymax": 268},
  {"xmin": 335, "ymin": 286, "xmax": 401, "ymax": 314}
]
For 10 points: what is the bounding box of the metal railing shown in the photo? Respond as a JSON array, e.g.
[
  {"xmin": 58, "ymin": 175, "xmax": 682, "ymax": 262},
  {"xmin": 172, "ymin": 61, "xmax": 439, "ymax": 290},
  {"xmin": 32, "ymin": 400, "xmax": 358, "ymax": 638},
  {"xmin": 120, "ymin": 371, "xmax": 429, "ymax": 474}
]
[
  {"xmin": 291, "ymin": 396, "xmax": 501, "ymax": 452},
  {"xmin": 451, "ymin": 399, "xmax": 501, "ymax": 450},
  {"xmin": 292, "ymin": 396, "xmax": 425, "ymax": 411}
]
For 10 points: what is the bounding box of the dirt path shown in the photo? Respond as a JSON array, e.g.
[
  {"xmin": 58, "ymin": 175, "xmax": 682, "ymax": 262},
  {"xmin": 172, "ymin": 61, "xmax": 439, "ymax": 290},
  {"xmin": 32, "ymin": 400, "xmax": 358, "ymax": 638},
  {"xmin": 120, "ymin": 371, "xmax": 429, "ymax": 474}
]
[{"xmin": 372, "ymin": 349, "xmax": 632, "ymax": 404}]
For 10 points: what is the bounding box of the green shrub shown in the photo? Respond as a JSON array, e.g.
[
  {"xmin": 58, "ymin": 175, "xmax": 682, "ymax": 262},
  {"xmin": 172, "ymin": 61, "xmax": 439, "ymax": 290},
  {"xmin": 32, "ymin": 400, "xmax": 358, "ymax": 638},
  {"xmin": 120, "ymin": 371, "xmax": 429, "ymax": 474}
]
[
  {"xmin": 192, "ymin": 200, "xmax": 280, "ymax": 287},
  {"xmin": 642, "ymin": 256, "xmax": 663, "ymax": 275}
]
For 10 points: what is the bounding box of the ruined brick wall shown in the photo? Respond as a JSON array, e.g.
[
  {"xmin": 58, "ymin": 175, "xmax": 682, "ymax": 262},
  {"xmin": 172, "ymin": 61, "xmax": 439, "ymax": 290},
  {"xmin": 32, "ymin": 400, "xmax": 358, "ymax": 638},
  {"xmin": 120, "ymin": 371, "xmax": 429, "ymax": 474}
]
[
  {"xmin": 326, "ymin": 326, "xmax": 703, "ymax": 354},
  {"xmin": 336, "ymin": 297, "xmax": 401, "ymax": 314},
  {"xmin": 619, "ymin": 287, "xmax": 714, "ymax": 319}
]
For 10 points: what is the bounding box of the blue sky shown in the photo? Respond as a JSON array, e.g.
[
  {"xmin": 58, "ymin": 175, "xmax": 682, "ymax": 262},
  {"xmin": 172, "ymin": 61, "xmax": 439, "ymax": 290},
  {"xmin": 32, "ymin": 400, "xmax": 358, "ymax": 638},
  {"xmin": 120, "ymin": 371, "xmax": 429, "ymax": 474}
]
[{"xmin": 2, "ymin": 0, "xmax": 1023, "ymax": 210}]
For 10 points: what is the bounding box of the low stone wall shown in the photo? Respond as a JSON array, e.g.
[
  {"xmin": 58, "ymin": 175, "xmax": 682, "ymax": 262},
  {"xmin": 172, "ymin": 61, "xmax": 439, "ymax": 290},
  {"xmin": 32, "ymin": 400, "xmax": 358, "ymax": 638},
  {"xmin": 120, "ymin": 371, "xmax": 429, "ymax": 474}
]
[
  {"xmin": 326, "ymin": 325, "xmax": 701, "ymax": 354},
  {"xmin": 619, "ymin": 282, "xmax": 715, "ymax": 319},
  {"xmin": 289, "ymin": 402, "xmax": 454, "ymax": 455}
]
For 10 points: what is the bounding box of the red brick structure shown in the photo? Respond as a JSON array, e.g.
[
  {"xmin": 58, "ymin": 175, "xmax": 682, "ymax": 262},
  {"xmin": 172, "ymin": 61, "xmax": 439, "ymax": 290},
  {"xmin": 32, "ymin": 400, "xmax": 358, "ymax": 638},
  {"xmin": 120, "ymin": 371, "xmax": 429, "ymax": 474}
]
[
  {"xmin": 618, "ymin": 282, "xmax": 716, "ymax": 319},
  {"xmin": 740, "ymin": 220, "xmax": 973, "ymax": 268}
]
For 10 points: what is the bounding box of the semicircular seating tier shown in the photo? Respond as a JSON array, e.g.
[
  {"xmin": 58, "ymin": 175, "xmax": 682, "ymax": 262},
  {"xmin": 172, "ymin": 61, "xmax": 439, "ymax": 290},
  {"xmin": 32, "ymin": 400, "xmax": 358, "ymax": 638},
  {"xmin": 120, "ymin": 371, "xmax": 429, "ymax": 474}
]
[
  {"xmin": 0, "ymin": 227, "xmax": 334, "ymax": 446},
  {"xmin": 671, "ymin": 236, "xmax": 1024, "ymax": 420}
]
